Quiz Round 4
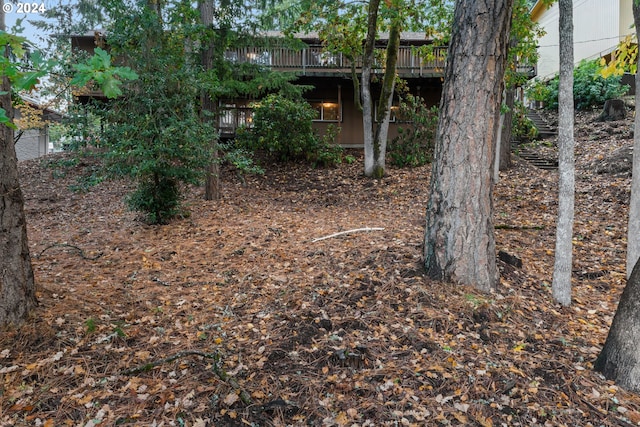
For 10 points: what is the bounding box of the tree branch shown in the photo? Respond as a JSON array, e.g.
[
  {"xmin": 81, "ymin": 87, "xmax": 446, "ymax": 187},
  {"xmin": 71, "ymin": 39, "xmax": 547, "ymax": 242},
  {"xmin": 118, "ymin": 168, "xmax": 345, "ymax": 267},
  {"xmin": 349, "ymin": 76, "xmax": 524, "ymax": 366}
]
[
  {"xmin": 36, "ymin": 243, "xmax": 103, "ymax": 260},
  {"xmin": 312, "ymin": 227, "xmax": 384, "ymax": 242}
]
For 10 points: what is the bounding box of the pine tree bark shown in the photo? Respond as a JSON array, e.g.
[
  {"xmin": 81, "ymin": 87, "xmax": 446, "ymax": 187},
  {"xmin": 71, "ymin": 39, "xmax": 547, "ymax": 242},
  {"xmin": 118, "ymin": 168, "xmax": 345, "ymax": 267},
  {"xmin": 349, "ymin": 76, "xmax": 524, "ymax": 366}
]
[
  {"xmin": 424, "ymin": 0, "xmax": 513, "ymax": 292},
  {"xmin": 551, "ymin": 0, "xmax": 574, "ymax": 306},
  {"xmin": 597, "ymin": 0, "xmax": 640, "ymax": 393},
  {"xmin": 626, "ymin": 1, "xmax": 640, "ymax": 278},
  {"xmin": 0, "ymin": 5, "xmax": 37, "ymax": 326},
  {"xmin": 595, "ymin": 258, "xmax": 640, "ymax": 392}
]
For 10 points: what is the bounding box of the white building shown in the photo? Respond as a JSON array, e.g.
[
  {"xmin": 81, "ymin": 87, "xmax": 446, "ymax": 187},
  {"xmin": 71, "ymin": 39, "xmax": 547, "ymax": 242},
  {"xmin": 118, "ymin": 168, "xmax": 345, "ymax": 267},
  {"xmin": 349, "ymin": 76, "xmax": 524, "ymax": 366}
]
[
  {"xmin": 531, "ymin": 0, "xmax": 634, "ymax": 80},
  {"xmin": 14, "ymin": 99, "xmax": 63, "ymax": 161}
]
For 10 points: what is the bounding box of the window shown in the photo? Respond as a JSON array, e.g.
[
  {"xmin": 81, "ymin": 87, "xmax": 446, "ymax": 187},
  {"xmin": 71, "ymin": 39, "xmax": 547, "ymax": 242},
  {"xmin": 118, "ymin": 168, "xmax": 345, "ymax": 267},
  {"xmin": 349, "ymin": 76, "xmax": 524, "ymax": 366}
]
[
  {"xmin": 310, "ymin": 100, "xmax": 341, "ymax": 122},
  {"xmin": 219, "ymin": 103, "xmax": 254, "ymax": 134},
  {"xmin": 374, "ymin": 101, "xmax": 401, "ymax": 122}
]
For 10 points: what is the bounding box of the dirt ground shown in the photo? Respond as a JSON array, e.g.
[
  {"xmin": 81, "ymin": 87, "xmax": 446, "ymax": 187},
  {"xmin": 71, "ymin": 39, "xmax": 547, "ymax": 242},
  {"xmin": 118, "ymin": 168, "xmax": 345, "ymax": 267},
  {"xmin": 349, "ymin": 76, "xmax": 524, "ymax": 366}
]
[{"xmin": 2, "ymin": 109, "xmax": 640, "ymax": 426}]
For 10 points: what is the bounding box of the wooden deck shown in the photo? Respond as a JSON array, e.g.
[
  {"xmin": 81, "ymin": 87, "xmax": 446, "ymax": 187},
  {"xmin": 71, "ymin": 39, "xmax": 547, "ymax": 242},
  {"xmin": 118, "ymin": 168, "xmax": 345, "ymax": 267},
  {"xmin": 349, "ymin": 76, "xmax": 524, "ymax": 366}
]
[{"xmin": 224, "ymin": 45, "xmax": 448, "ymax": 77}]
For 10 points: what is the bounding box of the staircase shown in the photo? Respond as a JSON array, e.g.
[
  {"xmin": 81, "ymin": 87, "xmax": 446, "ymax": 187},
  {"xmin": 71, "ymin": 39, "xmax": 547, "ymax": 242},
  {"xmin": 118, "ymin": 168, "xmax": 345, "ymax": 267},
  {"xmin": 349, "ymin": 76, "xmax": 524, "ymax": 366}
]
[
  {"xmin": 515, "ymin": 147, "xmax": 558, "ymax": 170},
  {"xmin": 526, "ymin": 108, "xmax": 557, "ymax": 138}
]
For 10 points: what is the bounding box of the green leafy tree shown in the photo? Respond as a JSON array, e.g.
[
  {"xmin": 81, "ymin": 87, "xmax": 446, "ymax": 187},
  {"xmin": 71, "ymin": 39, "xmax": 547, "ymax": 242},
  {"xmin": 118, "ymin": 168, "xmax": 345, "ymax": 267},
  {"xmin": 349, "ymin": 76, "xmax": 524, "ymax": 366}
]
[
  {"xmin": 526, "ymin": 59, "xmax": 629, "ymax": 110},
  {"xmin": 98, "ymin": 0, "xmax": 214, "ymax": 224},
  {"xmin": 288, "ymin": 0, "xmax": 431, "ymax": 178},
  {"xmin": 497, "ymin": 0, "xmax": 546, "ymax": 170}
]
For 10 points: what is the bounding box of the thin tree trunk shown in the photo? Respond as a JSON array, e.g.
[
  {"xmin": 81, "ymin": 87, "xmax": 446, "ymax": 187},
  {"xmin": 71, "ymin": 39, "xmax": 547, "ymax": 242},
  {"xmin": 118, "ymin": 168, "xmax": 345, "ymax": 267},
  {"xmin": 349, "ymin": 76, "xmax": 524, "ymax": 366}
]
[
  {"xmin": 424, "ymin": 0, "xmax": 513, "ymax": 292},
  {"xmin": 200, "ymin": 0, "xmax": 220, "ymax": 201},
  {"xmin": 499, "ymin": 88, "xmax": 515, "ymax": 170},
  {"xmin": 369, "ymin": 18, "xmax": 401, "ymax": 179},
  {"xmin": 627, "ymin": 1, "xmax": 640, "ymax": 278},
  {"xmin": 362, "ymin": 0, "xmax": 380, "ymax": 178},
  {"xmin": 494, "ymin": 108, "xmax": 504, "ymax": 182},
  {"xmin": 0, "ymin": 3, "xmax": 37, "ymax": 326},
  {"xmin": 551, "ymin": 0, "xmax": 574, "ymax": 306}
]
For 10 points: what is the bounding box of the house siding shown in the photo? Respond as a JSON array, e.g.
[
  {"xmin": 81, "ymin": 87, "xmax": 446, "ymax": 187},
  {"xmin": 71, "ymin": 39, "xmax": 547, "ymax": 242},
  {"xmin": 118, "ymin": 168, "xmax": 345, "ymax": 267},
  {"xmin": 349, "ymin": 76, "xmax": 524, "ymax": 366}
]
[
  {"xmin": 534, "ymin": 0, "xmax": 633, "ymax": 79},
  {"xmin": 15, "ymin": 128, "xmax": 48, "ymax": 161}
]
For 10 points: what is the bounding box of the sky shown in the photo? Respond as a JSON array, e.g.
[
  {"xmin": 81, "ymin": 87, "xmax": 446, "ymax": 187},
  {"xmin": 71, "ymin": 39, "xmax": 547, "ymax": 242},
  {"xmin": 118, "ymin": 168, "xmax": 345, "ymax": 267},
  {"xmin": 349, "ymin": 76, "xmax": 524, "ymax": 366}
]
[{"xmin": 5, "ymin": 0, "xmax": 61, "ymax": 48}]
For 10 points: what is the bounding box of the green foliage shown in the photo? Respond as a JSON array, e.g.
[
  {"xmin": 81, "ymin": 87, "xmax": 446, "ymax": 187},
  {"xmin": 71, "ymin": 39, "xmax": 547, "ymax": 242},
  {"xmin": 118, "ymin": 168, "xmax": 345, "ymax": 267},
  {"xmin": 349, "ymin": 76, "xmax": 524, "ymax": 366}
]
[
  {"xmin": 71, "ymin": 48, "xmax": 138, "ymax": 99},
  {"xmin": 60, "ymin": 102, "xmax": 103, "ymax": 151},
  {"xmin": 511, "ymin": 100, "xmax": 538, "ymax": 141},
  {"xmin": 388, "ymin": 94, "xmax": 438, "ymax": 167},
  {"xmin": 505, "ymin": 0, "xmax": 545, "ymax": 88},
  {"xmin": 126, "ymin": 175, "xmax": 181, "ymax": 225},
  {"xmin": 98, "ymin": 1, "xmax": 214, "ymax": 224},
  {"xmin": 314, "ymin": 124, "xmax": 344, "ymax": 168},
  {"xmin": 84, "ymin": 317, "xmax": 97, "ymax": 334},
  {"xmin": 0, "ymin": 25, "xmax": 135, "ymax": 130},
  {"xmin": 600, "ymin": 34, "xmax": 638, "ymax": 77},
  {"xmin": 526, "ymin": 59, "xmax": 630, "ymax": 111},
  {"xmin": 0, "ymin": 31, "xmax": 53, "ymax": 129},
  {"xmin": 221, "ymin": 144, "xmax": 264, "ymax": 176},
  {"xmin": 69, "ymin": 167, "xmax": 104, "ymax": 193},
  {"xmin": 236, "ymin": 93, "xmax": 343, "ymax": 167}
]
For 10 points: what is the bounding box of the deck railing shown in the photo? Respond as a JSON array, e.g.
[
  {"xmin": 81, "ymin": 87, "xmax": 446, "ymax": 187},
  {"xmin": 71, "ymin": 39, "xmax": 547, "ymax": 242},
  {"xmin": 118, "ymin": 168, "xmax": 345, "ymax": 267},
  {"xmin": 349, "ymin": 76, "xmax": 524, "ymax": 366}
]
[{"xmin": 224, "ymin": 45, "xmax": 448, "ymax": 77}]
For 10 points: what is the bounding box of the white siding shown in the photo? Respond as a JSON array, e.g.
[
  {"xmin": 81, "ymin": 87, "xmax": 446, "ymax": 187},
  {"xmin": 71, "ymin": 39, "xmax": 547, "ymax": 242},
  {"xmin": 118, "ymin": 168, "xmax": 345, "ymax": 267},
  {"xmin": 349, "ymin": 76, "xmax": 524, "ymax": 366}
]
[
  {"xmin": 15, "ymin": 128, "xmax": 48, "ymax": 161},
  {"xmin": 535, "ymin": 0, "xmax": 633, "ymax": 79}
]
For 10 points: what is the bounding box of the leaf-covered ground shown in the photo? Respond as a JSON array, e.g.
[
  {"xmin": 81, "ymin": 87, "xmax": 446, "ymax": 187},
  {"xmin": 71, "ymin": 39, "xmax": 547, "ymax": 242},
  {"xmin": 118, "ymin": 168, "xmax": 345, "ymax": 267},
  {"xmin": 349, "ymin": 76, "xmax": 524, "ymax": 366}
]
[{"xmin": 3, "ymin": 110, "xmax": 640, "ymax": 426}]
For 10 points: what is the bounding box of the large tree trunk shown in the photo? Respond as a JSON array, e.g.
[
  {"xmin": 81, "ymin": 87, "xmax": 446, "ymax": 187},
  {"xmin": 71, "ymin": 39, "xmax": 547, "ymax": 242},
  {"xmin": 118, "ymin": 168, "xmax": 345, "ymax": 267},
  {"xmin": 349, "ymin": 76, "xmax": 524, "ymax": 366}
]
[
  {"xmin": 200, "ymin": 0, "xmax": 220, "ymax": 201},
  {"xmin": 551, "ymin": 0, "xmax": 575, "ymax": 306},
  {"xmin": 361, "ymin": 0, "xmax": 380, "ymax": 178},
  {"xmin": 0, "ymin": 6, "xmax": 37, "ymax": 327},
  {"xmin": 594, "ymin": 257, "xmax": 640, "ymax": 392},
  {"xmin": 424, "ymin": 0, "xmax": 513, "ymax": 292},
  {"xmin": 626, "ymin": 1, "xmax": 640, "ymax": 279}
]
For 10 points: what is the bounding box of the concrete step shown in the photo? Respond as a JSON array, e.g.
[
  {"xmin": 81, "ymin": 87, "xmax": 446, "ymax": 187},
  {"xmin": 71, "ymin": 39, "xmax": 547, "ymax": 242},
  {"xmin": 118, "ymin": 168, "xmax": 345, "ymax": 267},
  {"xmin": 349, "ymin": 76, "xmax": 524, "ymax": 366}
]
[
  {"xmin": 516, "ymin": 147, "xmax": 558, "ymax": 170},
  {"xmin": 526, "ymin": 109, "xmax": 557, "ymax": 137}
]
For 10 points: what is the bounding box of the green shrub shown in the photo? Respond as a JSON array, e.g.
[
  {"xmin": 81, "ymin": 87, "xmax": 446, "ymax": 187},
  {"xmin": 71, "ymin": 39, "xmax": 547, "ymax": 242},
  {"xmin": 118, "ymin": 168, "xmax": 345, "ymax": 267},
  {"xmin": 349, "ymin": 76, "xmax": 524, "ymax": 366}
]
[
  {"xmin": 388, "ymin": 95, "xmax": 438, "ymax": 167},
  {"xmin": 97, "ymin": 4, "xmax": 215, "ymax": 225},
  {"xmin": 236, "ymin": 94, "xmax": 343, "ymax": 167},
  {"xmin": 511, "ymin": 100, "xmax": 538, "ymax": 141},
  {"xmin": 313, "ymin": 124, "xmax": 343, "ymax": 167},
  {"xmin": 127, "ymin": 175, "xmax": 181, "ymax": 224},
  {"xmin": 526, "ymin": 59, "xmax": 629, "ymax": 110},
  {"xmin": 236, "ymin": 94, "xmax": 318, "ymax": 161}
]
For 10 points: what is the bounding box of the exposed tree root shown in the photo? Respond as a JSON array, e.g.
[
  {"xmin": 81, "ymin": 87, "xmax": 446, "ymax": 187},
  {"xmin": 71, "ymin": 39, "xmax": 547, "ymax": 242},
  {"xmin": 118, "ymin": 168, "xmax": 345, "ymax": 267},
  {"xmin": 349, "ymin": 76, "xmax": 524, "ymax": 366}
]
[{"xmin": 36, "ymin": 243, "xmax": 103, "ymax": 260}]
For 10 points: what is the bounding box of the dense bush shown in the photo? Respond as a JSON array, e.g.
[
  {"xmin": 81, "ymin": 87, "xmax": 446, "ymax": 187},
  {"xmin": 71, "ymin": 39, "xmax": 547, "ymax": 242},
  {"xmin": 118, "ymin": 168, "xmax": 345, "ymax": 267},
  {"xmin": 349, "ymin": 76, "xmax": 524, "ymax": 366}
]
[
  {"xmin": 236, "ymin": 94, "xmax": 343, "ymax": 167},
  {"xmin": 99, "ymin": 5, "xmax": 214, "ymax": 224},
  {"xmin": 511, "ymin": 100, "xmax": 538, "ymax": 141},
  {"xmin": 388, "ymin": 94, "xmax": 438, "ymax": 167},
  {"xmin": 526, "ymin": 59, "xmax": 629, "ymax": 110}
]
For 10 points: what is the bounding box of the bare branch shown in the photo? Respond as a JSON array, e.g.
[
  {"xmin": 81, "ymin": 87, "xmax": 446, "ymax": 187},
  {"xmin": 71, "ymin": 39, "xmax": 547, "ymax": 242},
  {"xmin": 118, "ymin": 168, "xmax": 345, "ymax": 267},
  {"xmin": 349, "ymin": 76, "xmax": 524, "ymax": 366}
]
[{"xmin": 312, "ymin": 227, "xmax": 384, "ymax": 242}]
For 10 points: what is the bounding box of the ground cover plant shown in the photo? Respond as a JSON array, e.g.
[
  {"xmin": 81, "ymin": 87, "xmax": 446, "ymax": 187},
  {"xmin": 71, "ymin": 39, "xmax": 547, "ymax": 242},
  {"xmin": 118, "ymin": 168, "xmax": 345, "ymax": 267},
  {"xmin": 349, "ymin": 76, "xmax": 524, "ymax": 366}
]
[
  {"xmin": 2, "ymin": 110, "xmax": 640, "ymax": 426},
  {"xmin": 526, "ymin": 59, "xmax": 629, "ymax": 110}
]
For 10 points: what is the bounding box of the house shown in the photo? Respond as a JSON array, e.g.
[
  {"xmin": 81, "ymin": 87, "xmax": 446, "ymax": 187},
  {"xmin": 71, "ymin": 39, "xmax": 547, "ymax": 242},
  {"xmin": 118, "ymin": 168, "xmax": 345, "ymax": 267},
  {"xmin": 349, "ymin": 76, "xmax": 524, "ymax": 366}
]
[
  {"xmin": 531, "ymin": 0, "xmax": 634, "ymax": 80},
  {"xmin": 14, "ymin": 96, "xmax": 63, "ymax": 161},
  {"xmin": 70, "ymin": 30, "xmax": 447, "ymax": 147},
  {"xmin": 219, "ymin": 32, "xmax": 447, "ymax": 147},
  {"xmin": 72, "ymin": 29, "xmax": 538, "ymax": 147}
]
